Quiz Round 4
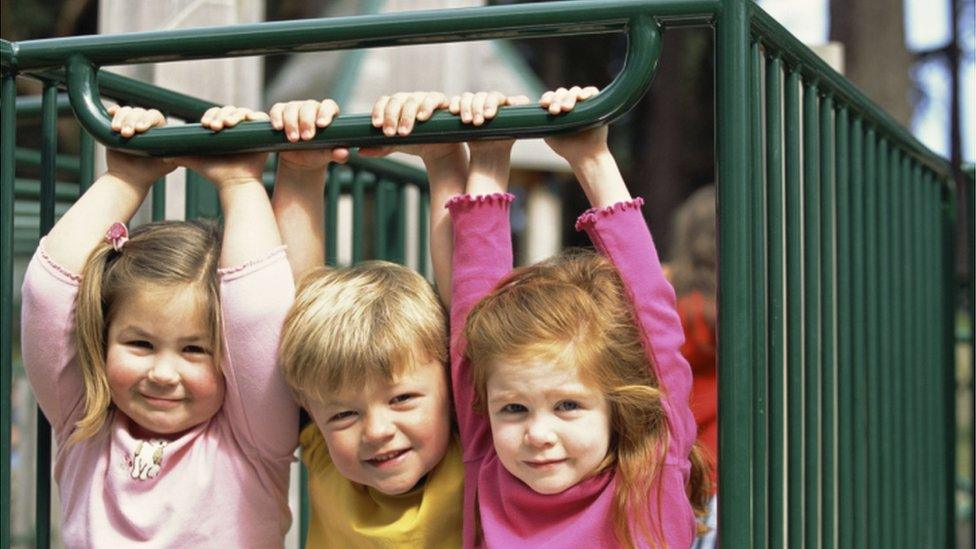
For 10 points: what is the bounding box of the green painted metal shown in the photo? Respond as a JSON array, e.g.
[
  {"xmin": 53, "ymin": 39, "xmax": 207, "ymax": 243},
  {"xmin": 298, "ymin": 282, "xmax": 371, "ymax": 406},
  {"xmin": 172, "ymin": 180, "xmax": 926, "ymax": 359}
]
[
  {"xmin": 185, "ymin": 170, "xmax": 221, "ymax": 220},
  {"xmin": 152, "ymin": 179, "xmax": 166, "ymax": 221},
  {"xmin": 374, "ymin": 179, "xmax": 391, "ymax": 260},
  {"xmin": 784, "ymin": 67, "xmax": 803, "ymax": 549},
  {"xmin": 351, "ymin": 171, "xmax": 371, "ymax": 264},
  {"xmin": 79, "ymin": 129, "xmax": 95, "ymax": 191},
  {"xmin": 850, "ymin": 117, "xmax": 869, "ymax": 549},
  {"xmin": 909, "ymin": 162, "xmax": 923, "ymax": 548},
  {"xmin": 15, "ymin": 147, "xmax": 81, "ymax": 178},
  {"xmin": 15, "ymin": 93, "xmax": 72, "ymax": 118},
  {"xmin": 802, "ymin": 81, "xmax": 820, "ymax": 549},
  {"xmin": 876, "ymin": 138, "xmax": 891, "ymax": 549},
  {"xmin": 940, "ymin": 181, "xmax": 956, "ymax": 549},
  {"xmin": 418, "ymin": 191, "xmax": 430, "ymax": 279},
  {"xmin": 396, "ymin": 185, "xmax": 409, "ymax": 266},
  {"xmin": 1, "ymin": 70, "xmax": 16, "ymax": 549},
  {"xmin": 764, "ymin": 53, "xmax": 786, "ymax": 549},
  {"xmin": 818, "ymin": 93, "xmax": 834, "ymax": 549},
  {"xmin": 716, "ymin": 1, "xmax": 754, "ymax": 544},
  {"xmin": 35, "ymin": 83, "xmax": 58, "ymax": 549},
  {"xmin": 866, "ymin": 128, "xmax": 881, "ymax": 547},
  {"xmin": 834, "ymin": 105, "xmax": 853, "ymax": 549},
  {"xmin": 749, "ymin": 40, "xmax": 767, "ymax": 549},
  {"xmin": 325, "ymin": 165, "xmax": 344, "ymax": 266}
]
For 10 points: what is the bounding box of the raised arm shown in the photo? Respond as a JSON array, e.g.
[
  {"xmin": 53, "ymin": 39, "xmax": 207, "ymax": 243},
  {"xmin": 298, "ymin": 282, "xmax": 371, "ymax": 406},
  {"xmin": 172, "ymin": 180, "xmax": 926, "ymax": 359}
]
[
  {"xmin": 22, "ymin": 107, "xmax": 173, "ymax": 436},
  {"xmin": 170, "ymin": 124, "xmax": 298, "ymax": 460},
  {"xmin": 543, "ymin": 87, "xmax": 697, "ymax": 458}
]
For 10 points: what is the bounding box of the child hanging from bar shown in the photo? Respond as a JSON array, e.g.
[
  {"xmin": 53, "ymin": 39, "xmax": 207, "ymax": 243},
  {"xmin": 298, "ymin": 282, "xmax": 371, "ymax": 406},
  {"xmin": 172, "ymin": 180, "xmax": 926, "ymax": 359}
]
[
  {"xmin": 448, "ymin": 86, "xmax": 712, "ymax": 548},
  {"xmin": 20, "ymin": 105, "xmax": 299, "ymax": 546},
  {"xmin": 204, "ymin": 90, "xmax": 526, "ymax": 547}
]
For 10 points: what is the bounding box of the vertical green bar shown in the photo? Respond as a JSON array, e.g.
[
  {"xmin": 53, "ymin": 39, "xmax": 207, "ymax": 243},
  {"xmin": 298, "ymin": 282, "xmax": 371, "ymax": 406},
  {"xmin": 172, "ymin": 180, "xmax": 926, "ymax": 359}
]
[
  {"xmin": 819, "ymin": 94, "xmax": 835, "ymax": 549},
  {"xmin": 152, "ymin": 178, "xmax": 166, "ymax": 221},
  {"xmin": 78, "ymin": 129, "xmax": 95, "ymax": 192},
  {"xmin": 802, "ymin": 81, "xmax": 821, "ymax": 549},
  {"xmin": 352, "ymin": 171, "xmax": 371, "ymax": 264},
  {"xmin": 764, "ymin": 54, "xmax": 786, "ymax": 549},
  {"xmin": 374, "ymin": 180, "xmax": 391, "ymax": 260},
  {"xmin": 926, "ymin": 174, "xmax": 941, "ymax": 548},
  {"xmin": 921, "ymin": 172, "xmax": 936, "ymax": 546},
  {"xmin": 396, "ymin": 184, "xmax": 409, "ymax": 266},
  {"xmin": 850, "ymin": 118, "xmax": 869, "ymax": 549},
  {"xmin": 716, "ymin": 1, "xmax": 754, "ymax": 543},
  {"xmin": 300, "ymin": 463, "xmax": 309, "ymax": 549},
  {"xmin": 185, "ymin": 170, "xmax": 220, "ymax": 220},
  {"xmin": 864, "ymin": 127, "xmax": 880, "ymax": 548},
  {"xmin": 325, "ymin": 165, "xmax": 341, "ymax": 266},
  {"xmin": 834, "ymin": 105, "xmax": 853, "ymax": 549},
  {"xmin": 37, "ymin": 81, "xmax": 58, "ymax": 549},
  {"xmin": 784, "ymin": 67, "xmax": 804, "ymax": 549},
  {"xmin": 418, "ymin": 191, "xmax": 430, "ymax": 279},
  {"xmin": 876, "ymin": 139, "xmax": 891, "ymax": 549},
  {"xmin": 909, "ymin": 163, "xmax": 923, "ymax": 548},
  {"xmin": 939, "ymin": 180, "xmax": 955, "ymax": 549},
  {"xmin": 891, "ymin": 149, "xmax": 906, "ymax": 549},
  {"xmin": 1, "ymin": 71, "xmax": 16, "ymax": 549},
  {"xmin": 750, "ymin": 41, "xmax": 768, "ymax": 549}
]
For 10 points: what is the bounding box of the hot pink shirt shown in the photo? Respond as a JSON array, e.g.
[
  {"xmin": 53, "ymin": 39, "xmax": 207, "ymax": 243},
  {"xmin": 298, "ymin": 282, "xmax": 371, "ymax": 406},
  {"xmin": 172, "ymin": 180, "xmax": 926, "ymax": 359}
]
[
  {"xmin": 21, "ymin": 243, "xmax": 298, "ymax": 548},
  {"xmin": 448, "ymin": 195, "xmax": 697, "ymax": 548}
]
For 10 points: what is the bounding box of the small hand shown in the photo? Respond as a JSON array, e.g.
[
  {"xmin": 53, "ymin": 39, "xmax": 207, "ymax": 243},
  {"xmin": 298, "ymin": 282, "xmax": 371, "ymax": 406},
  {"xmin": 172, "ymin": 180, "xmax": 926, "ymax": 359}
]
[
  {"xmin": 268, "ymin": 99, "xmax": 349, "ymax": 170},
  {"xmin": 539, "ymin": 86, "xmax": 608, "ymax": 163},
  {"xmin": 105, "ymin": 105, "xmax": 175, "ymax": 187},
  {"xmin": 359, "ymin": 91, "xmax": 458, "ymax": 163},
  {"xmin": 451, "ymin": 91, "xmax": 530, "ymax": 160}
]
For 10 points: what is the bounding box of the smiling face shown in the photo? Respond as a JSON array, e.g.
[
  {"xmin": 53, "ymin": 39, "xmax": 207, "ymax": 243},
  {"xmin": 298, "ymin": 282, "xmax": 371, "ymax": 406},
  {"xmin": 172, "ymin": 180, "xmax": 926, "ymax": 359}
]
[
  {"xmin": 486, "ymin": 358, "xmax": 611, "ymax": 494},
  {"xmin": 307, "ymin": 357, "xmax": 452, "ymax": 495},
  {"xmin": 105, "ymin": 284, "xmax": 224, "ymax": 439}
]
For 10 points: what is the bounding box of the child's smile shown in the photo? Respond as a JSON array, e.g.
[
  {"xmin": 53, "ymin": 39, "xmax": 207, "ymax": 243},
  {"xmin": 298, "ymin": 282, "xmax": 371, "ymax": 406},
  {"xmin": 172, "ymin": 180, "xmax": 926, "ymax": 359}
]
[{"xmin": 487, "ymin": 358, "xmax": 611, "ymax": 495}]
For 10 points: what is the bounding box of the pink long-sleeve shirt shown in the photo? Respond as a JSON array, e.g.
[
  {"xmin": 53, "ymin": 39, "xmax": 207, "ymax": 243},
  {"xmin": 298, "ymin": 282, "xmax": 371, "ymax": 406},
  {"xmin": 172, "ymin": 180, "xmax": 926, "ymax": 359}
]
[
  {"xmin": 21, "ymin": 243, "xmax": 298, "ymax": 548},
  {"xmin": 449, "ymin": 195, "xmax": 697, "ymax": 548}
]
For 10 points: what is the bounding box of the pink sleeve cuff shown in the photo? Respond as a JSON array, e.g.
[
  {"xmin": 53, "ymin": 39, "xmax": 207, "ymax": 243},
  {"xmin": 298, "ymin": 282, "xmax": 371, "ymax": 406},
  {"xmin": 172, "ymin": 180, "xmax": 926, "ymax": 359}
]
[
  {"xmin": 37, "ymin": 239, "xmax": 83, "ymax": 284},
  {"xmin": 217, "ymin": 246, "xmax": 289, "ymax": 281},
  {"xmin": 444, "ymin": 192, "xmax": 515, "ymax": 211},
  {"xmin": 574, "ymin": 197, "xmax": 646, "ymax": 231}
]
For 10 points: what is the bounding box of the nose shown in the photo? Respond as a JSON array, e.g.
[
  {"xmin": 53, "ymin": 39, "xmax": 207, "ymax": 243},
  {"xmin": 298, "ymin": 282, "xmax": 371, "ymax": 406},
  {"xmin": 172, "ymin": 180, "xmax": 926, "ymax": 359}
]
[
  {"xmin": 361, "ymin": 411, "xmax": 396, "ymax": 444},
  {"xmin": 146, "ymin": 355, "xmax": 180, "ymax": 386},
  {"xmin": 524, "ymin": 415, "xmax": 558, "ymax": 448}
]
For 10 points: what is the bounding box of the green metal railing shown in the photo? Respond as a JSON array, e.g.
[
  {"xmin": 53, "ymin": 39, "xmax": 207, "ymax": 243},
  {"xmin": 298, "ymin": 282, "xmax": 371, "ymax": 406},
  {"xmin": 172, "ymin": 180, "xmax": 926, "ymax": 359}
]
[{"xmin": 1, "ymin": 1, "xmax": 961, "ymax": 547}]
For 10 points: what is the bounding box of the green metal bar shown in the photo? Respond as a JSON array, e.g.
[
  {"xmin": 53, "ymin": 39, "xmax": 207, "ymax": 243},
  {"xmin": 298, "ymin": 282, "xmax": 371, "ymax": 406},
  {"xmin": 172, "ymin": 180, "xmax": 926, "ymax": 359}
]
[
  {"xmin": 36, "ymin": 81, "xmax": 58, "ymax": 549},
  {"xmin": 374, "ymin": 179, "xmax": 391, "ymax": 260},
  {"xmin": 15, "ymin": 93, "xmax": 72, "ymax": 118},
  {"xmin": 7, "ymin": 1, "xmax": 716, "ymax": 69},
  {"xmin": 939, "ymin": 181, "xmax": 955, "ymax": 548},
  {"xmin": 764, "ymin": 54, "xmax": 785, "ymax": 549},
  {"xmin": 748, "ymin": 3, "xmax": 952, "ymax": 180},
  {"xmin": 865, "ymin": 127, "xmax": 880, "ymax": 547},
  {"xmin": 910, "ymin": 162, "xmax": 923, "ymax": 548},
  {"xmin": 325, "ymin": 165, "xmax": 342, "ymax": 266},
  {"xmin": 889, "ymin": 148, "xmax": 905, "ymax": 549},
  {"xmin": 819, "ymin": 93, "xmax": 835, "ymax": 549},
  {"xmin": 418, "ymin": 190, "xmax": 430, "ymax": 279},
  {"xmin": 62, "ymin": 12, "xmax": 664, "ymax": 155},
  {"xmin": 876, "ymin": 138, "xmax": 891, "ymax": 549},
  {"xmin": 396, "ymin": 185, "xmax": 409, "ymax": 266},
  {"xmin": 1, "ymin": 70, "xmax": 16, "ymax": 549},
  {"xmin": 850, "ymin": 117, "xmax": 868, "ymax": 549},
  {"xmin": 784, "ymin": 67, "xmax": 803, "ymax": 549},
  {"xmin": 834, "ymin": 104, "xmax": 853, "ymax": 549},
  {"xmin": 802, "ymin": 81, "xmax": 820, "ymax": 549},
  {"xmin": 152, "ymin": 178, "xmax": 166, "ymax": 221},
  {"xmin": 921, "ymin": 171, "xmax": 934, "ymax": 546},
  {"xmin": 717, "ymin": 0, "xmax": 754, "ymax": 544},
  {"xmin": 351, "ymin": 171, "xmax": 372, "ymax": 263},
  {"xmin": 749, "ymin": 39, "xmax": 767, "ymax": 549},
  {"xmin": 13, "ymin": 178, "xmax": 80, "ymax": 200},
  {"xmin": 899, "ymin": 152, "xmax": 914, "ymax": 549},
  {"xmin": 78, "ymin": 129, "xmax": 95, "ymax": 191},
  {"xmin": 185, "ymin": 170, "xmax": 220, "ymax": 220},
  {"xmin": 925, "ymin": 173, "xmax": 939, "ymax": 547},
  {"xmin": 348, "ymin": 154, "xmax": 429, "ymax": 188},
  {"xmin": 300, "ymin": 463, "xmax": 309, "ymax": 549},
  {"xmin": 15, "ymin": 147, "xmax": 81, "ymax": 178}
]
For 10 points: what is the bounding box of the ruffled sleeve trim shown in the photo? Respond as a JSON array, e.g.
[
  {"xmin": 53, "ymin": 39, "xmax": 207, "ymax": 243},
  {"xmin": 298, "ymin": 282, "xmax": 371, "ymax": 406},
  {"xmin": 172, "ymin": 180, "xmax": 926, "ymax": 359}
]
[
  {"xmin": 217, "ymin": 246, "xmax": 288, "ymax": 280},
  {"xmin": 574, "ymin": 197, "xmax": 646, "ymax": 231},
  {"xmin": 444, "ymin": 192, "xmax": 515, "ymax": 211},
  {"xmin": 37, "ymin": 239, "xmax": 83, "ymax": 284}
]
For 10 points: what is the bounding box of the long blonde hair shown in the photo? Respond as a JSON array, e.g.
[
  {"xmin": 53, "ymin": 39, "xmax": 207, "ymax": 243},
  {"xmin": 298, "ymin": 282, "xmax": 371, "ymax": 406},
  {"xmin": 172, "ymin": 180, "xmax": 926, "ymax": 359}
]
[
  {"xmin": 464, "ymin": 249, "xmax": 710, "ymax": 547},
  {"xmin": 72, "ymin": 220, "xmax": 222, "ymax": 443}
]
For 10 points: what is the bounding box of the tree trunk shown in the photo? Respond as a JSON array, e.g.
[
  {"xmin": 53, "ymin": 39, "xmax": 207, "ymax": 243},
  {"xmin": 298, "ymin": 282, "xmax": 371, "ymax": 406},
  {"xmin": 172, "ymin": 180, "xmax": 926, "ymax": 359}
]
[{"xmin": 829, "ymin": 0, "xmax": 914, "ymax": 126}]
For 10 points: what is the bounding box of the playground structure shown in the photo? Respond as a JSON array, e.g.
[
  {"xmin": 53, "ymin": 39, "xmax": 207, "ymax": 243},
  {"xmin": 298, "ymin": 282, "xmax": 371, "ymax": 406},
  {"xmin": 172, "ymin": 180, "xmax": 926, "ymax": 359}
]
[{"xmin": 1, "ymin": 0, "xmax": 968, "ymax": 547}]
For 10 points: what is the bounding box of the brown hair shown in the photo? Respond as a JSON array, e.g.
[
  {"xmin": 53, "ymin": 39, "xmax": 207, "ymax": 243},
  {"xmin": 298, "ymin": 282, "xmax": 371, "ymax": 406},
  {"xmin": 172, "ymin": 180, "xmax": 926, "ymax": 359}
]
[
  {"xmin": 279, "ymin": 261, "xmax": 447, "ymax": 404},
  {"xmin": 73, "ymin": 220, "xmax": 222, "ymax": 443},
  {"xmin": 464, "ymin": 248, "xmax": 711, "ymax": 547}
]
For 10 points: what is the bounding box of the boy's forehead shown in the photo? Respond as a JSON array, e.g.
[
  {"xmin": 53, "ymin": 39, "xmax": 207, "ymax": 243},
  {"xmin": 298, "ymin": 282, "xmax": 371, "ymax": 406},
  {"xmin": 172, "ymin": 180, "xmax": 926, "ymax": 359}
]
[{"xmin": 320, "ymin": 355, "xmax": 447, "ymax": 402}]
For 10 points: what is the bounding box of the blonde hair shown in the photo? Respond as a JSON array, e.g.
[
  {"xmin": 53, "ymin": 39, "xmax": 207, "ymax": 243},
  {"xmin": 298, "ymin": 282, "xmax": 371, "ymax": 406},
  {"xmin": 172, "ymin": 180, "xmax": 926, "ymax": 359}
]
[
  {"xmin": 464, "ymin": 249, "xmax": 711, "ymax": 548},
  {"xmin": 279, "ymin": 261, "xmax": 447, "ymax": 404},
  {"xmin": 73, "ymin": 220, "xmax": 223, "ymax": 444}
]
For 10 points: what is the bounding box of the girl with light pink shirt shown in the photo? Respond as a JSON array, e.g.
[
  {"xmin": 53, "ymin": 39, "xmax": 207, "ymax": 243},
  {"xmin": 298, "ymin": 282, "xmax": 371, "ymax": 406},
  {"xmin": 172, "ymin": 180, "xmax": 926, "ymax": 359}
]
[{"xmin": 21, "ymin": 105, "xmax": 298, "ymax": 547}]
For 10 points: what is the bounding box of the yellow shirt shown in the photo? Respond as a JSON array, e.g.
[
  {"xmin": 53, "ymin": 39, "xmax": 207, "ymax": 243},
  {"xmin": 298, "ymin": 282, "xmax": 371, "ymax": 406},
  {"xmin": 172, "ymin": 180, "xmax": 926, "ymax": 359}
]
[{"xmin": 300, "ymin": 424, "xmax": 463, "ymax": 548}]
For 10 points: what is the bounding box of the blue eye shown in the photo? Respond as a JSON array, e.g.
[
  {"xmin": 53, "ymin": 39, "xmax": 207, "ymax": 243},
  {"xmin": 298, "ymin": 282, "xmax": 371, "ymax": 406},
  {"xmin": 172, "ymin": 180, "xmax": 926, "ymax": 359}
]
[
  {"xmin": 329, "ymin": 411, "xmax": 357, "ymax": 422},
  {"xmin": 500, "ymin": 403, "xmax": 527, "ymax": 414},
  {"xmin": 556, "ymin": 400, "xmax": 581, "ymax": 412}
]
